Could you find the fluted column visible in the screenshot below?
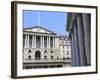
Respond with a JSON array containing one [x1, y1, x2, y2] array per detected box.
[[77, 14, 87, 66], [25, 34, 27, 48], [34, 35, 36, 48], [27, 34, 29, 48], [74, 22, 80, 66], [32, 35, 34, 48], [71, 32, 76, 66], [82, 14, 91, 65], [53, 37, 55, 48]]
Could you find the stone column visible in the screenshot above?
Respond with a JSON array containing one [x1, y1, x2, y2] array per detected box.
[[53, 37, 55, 48], [47, 36, 49, 48], [82, 14, 91, 65], [25, 34, 27, 48], [73, 21, 80, 66], [34, 35, 36, 48], [71, 32, 76, 66], [32, 35, 34, 48], [77, 14, 87, 66]]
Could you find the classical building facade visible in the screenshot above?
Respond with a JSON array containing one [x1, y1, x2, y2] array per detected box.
[[23, 26, 71, 69], [67, 13, 91, 66]]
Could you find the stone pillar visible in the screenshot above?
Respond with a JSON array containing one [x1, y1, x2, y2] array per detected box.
[[27, 34, 29, 48], [71, 32, 76, 66], [25, 34, 27, 48], [82, 14, 91, 65], [47, 36, 49, 48], [73, 21, 80, 66], [77, 14, 87, 66], [34, 35, 36, 48], [53, 37, 55, 48]]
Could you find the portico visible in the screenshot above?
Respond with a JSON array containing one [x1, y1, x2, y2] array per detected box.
[[23, 34, 55, 49]]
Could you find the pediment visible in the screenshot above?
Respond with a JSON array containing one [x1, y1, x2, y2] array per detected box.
[[24, 26, 56, 35]]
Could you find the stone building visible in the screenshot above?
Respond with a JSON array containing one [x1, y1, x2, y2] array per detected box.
[[66, 13, 91, 66], [23, 26, 71, 69]]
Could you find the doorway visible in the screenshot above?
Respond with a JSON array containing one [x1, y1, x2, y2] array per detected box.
[[35, 50, 41, 59]]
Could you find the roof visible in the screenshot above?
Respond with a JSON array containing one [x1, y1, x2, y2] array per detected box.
[[24, 26, 57, 35]]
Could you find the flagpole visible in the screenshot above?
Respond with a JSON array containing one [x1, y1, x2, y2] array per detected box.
[[38, 11, 40, 26]]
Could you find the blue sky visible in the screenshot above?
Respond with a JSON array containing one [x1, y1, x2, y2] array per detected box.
[[23, 10, 69, 36]]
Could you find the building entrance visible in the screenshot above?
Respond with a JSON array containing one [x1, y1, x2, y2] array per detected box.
[[35, 50, 41, 59]]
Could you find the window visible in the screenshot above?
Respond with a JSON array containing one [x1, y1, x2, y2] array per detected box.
[[67, 51, 69, 55], [28, 55, 31, 60], [44, 50, 47, 53], [51, 56, 53, 59], [51, 50, 53, 53], [28, 50, 31, 53]]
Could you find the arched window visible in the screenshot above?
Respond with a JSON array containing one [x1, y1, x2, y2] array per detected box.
[[44, 50, 47, 53], [35, 50, 41, 59], [51, 56, 53, 59], [28, 50, 31, 53], [51, 50, 53, 53], [28, 55, 31, 60]]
